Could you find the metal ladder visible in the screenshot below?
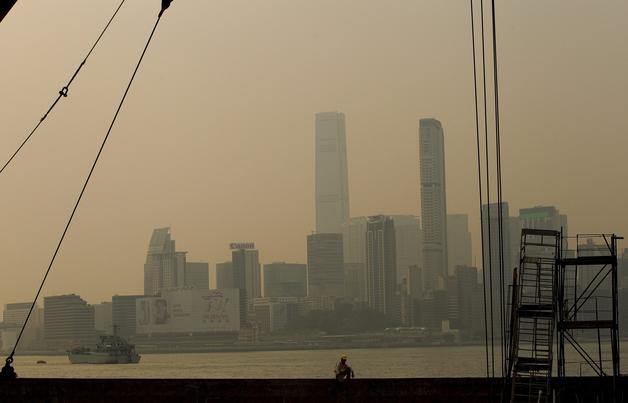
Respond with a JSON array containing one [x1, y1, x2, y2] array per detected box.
[[509, 229, 560, 403]]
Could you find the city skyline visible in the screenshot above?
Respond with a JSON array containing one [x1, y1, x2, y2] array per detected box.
[[0, 1, 626, 312]]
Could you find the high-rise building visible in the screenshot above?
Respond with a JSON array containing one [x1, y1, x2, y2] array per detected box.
[[1, 302, 43, 351], [453, 265, 479, 332], [231, 243, 261, 325], [365, 215, 397, 317], [481, 202, 513, 334], [342, 217, 368, 265], [447, 214, 472, 275], [143, 228, 186, 296], [263, 262, 307, 298], [419, 118, 448, 290], [315, 112, 350, 234], [341, 217, 368, 301], [2, 302, 32, 326], [342, 216, 420, 298], [391, 215, 422, 283], [344, 263, 366, 301], [216, 261, 233, 289], [184, 262, 209, 289], [112, 295, 143, 338], [408, 265, 423, 299], [519, 205, 567, 234], [307, 233, 345, 297], [93, 302, 112, 334], [43, 294, 95, 349], [519, 205, 568, 252]]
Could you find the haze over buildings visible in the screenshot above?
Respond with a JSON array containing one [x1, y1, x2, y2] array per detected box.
[[0, 2, 627, 341]]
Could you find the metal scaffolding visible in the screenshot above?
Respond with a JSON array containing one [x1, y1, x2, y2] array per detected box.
[[557, 234, 622, 380], [508, 229, 561, 403]]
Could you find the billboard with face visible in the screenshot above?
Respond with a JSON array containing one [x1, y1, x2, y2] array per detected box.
[[136, 288, 240, 334]]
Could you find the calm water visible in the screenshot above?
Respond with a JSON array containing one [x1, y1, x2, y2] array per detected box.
[[13, 346, 486, 378], [11, 343, 627, 378]]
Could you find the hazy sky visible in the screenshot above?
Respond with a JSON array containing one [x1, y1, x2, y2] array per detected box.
[[0, 1, 626, 310]]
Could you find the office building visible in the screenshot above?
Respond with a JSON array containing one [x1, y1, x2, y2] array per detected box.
[[112, 295, 143, 338], [453, 265, 479, 332], [307, 233, 345, 297], [342, 217, 368, 265], [315, 112, 350, 233], [341, 217, 368, 301], [263, 262, 307, 298], [519, 205, 568, 234], [365, 215, 397, 317], [216, 261, 233, 289], [253, 302, 288, 334], [447, 214, 472, 275], [344, 262, 366, 301], [419, 118, 448, 290], [481, 202, 513, 335], [2, 302, 32, 326], [143, 227, 186, 296], [391, 215, 422, 283], [231, 243, 261, 325], [408, 265, 423, 299], [184, 262, 209, 289], [93, 302, 112, 334], [1, 302, 43, 351], [43, 294, 95, 349]]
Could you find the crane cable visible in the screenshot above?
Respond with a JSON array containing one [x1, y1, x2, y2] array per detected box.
[[471, 0, 507, 379], [0, 0, 126, 177], [489, 0, 508, 379], [1, 2, 172, 379], [479, 0, 497, 378], [469, 0, 490, 379]]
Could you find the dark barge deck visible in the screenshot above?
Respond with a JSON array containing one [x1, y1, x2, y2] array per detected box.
[[0, 377, 626, 402]]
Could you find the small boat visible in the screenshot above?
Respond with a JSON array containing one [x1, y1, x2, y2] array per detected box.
[[68, 334, 140, 364]]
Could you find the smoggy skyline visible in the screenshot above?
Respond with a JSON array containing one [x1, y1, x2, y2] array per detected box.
[[0, 1, 627, 309]]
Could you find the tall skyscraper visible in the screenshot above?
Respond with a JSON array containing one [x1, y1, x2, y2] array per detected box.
[[143, 228, 186, 296], [307, 233, 345, 297], [231, 243, 261, 325], [315, 112, 350, 234], [342, 217, 368, 301], [419, 118, 448, 290], [390, 215, 422, 283], [481, 202, 513, 334], [263, 262, 307, 298], [341, 217, 368, 266], [365, 215, 397, 317], [216, 261, 233, 289], [453, 265, 480, 332], [184, 262, 209, 289], [447, 214, 472, 275]]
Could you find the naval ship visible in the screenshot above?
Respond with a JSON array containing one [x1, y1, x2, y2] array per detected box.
[[68, 333, 141, 364]]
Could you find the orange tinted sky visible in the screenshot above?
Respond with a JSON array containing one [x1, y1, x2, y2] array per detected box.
[[0, 1, 626, 309]]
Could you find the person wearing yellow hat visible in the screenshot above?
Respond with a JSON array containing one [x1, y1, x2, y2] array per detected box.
[[334, 354, 354, 381]]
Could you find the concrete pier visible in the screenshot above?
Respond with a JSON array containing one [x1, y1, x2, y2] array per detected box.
[[0, 377, 624, 402]]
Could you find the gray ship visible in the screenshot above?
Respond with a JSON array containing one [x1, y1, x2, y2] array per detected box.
[[68, 334, 141, 364]]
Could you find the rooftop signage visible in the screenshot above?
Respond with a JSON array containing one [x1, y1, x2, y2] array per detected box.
[[229, 242, 255, 250]]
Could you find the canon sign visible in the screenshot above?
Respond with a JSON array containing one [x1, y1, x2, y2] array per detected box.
[[229, 242, 255, 250]]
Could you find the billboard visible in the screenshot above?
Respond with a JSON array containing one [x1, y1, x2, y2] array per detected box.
[[136, 288, 240, 334]]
